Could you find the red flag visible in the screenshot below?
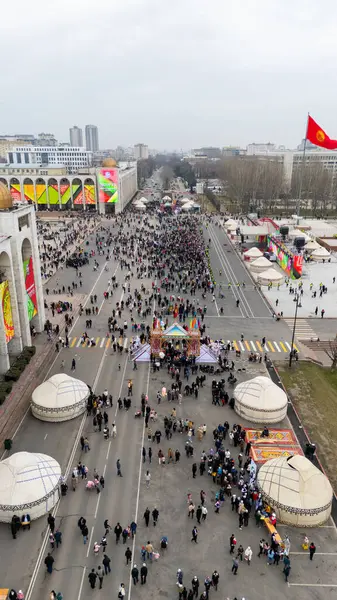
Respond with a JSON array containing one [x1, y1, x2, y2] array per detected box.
[[306, 116, 337, 150]]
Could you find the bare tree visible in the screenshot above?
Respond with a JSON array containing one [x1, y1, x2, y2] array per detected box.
[[160, 166, 174, 190], [325, 338, 337, 370]]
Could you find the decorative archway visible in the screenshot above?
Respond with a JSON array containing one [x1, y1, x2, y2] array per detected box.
[[84, 178, 96, 210], [48, 178, 59, 210], [72, 177, 84, 210], [0, 251, 16, 350], [60, 177, 71, 209], [9, 177, 21, 202], [0, 178, 8, 187], [35, 177, 47, 210], [23, 177, 34, 203]]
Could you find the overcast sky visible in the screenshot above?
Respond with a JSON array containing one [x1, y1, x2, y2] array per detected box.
[[1, 0, 337, 150]]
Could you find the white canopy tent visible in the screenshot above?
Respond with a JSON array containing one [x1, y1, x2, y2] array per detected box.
[[304, 240, 321, 252], [289, 229, 310, 241], [224, 218, 237, 226], [139, 196, 149, 204], [234, 376, 287, 423], [180, 197, 191, 204], [250, 256, 273, 272], [227, 223, 238, 231], [31, 374, 89, 422], [243, 247, 263, 259], [181, 202, 195, 212], [162, 195, 171, 201], [257, 268, 284, 286], [257, 455, 333, 527], [310, 247, 331, 261], [0, 452, 61, 522]]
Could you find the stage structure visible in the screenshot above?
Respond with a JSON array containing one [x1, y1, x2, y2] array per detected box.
[[150, 322, 201, 358]]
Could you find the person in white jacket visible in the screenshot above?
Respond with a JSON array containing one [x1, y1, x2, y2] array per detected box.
[[244, 546, 253, 565], [112, 423, 117, 438]]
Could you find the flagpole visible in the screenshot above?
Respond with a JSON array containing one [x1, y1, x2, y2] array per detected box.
[[296, 112, 309, 219]]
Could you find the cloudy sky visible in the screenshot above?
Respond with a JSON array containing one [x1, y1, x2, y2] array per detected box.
[[1, 0, 337, 150]]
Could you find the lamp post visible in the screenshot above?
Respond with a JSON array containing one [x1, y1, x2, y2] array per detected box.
[[289, 293, 301, 367]]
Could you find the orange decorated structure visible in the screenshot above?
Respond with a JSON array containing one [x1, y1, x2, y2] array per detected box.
[[150, 322, 201, 358]]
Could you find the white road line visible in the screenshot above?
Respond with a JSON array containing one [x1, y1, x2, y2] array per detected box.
[[273, 341, 281, 352], [77, 567, 86, 600], [288, 583, 337, 588], [285, 341, 291, 351], [103, 463, 107, 477], [100, 339, 105, 348], [86, 526, 94, 558], [123, 337, 128, 349], [76, 339, 82, 348], [106, 441, 111, 461], [239, 341, 245, 351], [290, 552, 337, 555], [44, 433, 48, 440], [250, 341, 256, 351], [94, 494, 101, 519]]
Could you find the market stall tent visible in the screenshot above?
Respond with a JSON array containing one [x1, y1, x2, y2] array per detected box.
[[243, 247, 263, 259], [257, 455, 333, 526], [310, 247, 331, 261], [0, 452, 61, 522], [31, 374, 89, 422], [250, 256, 273, 272], [234, 376, 287, 423], [257, 268, 284, 286]]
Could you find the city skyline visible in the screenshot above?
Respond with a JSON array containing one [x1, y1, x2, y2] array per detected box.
[[1, 0, 337, 149]]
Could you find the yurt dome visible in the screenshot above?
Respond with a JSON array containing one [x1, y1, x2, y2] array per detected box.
[[257, 268, 284, 286], [289, 229, 310, 241], [31, 374, 89, 422], [227, 223, 238, 231], [180, 197, 191, 204], [311, 247, 331, 261], [225, 218, 237, 226], [234, 376, 287, 423], [304, 240, 321, 252], [243, 247, 263, 259], [257, 455, 333, 527], [250, 256, 272, 272], [0, 452, 61, 522]]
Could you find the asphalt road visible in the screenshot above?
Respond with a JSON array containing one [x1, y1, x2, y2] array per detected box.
[[0, 192, 335, 600]]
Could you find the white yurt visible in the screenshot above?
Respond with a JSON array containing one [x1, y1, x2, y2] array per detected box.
[[162, 195, 171, 201], [182, 202, 194, 211], [310, 247, 331, 261], [250, 256, 273, 272], [257, 268, 284, 286], [31, 374, 89, 422], [257, 455, 333, 527], [289, 229, 310, 241], [234, 376, 287, 423], [227, 223, 238, 231], [134, 203, 146, 211], [0, 452, 61, 522], [243, 247, 263, 260], [225, 218, 237, 226], [139, 196, 149, 204], [304, 240, 321, 253], [180, 197, 191, 204]]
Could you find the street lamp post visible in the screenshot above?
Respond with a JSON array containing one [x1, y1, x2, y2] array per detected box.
[[289, 293, 300, 367]]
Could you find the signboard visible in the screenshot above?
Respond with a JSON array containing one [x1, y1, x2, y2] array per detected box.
[[98, 168, 118, 203], [0, 281, 14, 343], [23, 257, 38, 320]]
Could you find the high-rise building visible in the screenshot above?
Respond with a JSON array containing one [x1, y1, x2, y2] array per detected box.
[[85, 125, 99, 152], [134, 143, 149, 160], [69, 126, 83, 147]]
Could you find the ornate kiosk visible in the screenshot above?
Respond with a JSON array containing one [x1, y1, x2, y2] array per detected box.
[[150, 322, 200, 358]]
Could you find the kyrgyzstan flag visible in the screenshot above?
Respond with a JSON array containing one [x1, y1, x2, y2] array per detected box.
[[306, 116, 337, 150]]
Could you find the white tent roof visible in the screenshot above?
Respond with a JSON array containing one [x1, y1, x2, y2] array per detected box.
[[0, 452, 61, 512], [234, 376, 287, 412], [257, 268, 284, 283], [162, 195, 171, 200], [182, 203, 193, 211], [180, 197, 191, 203], [225, 218, 237, 226], [195, 344, 219, 364], [304, 240, 320, 250], [250, 256, 272, 269], [32, 374, 89, 410], [311, 247, 331, 258], [243, 247, 263, 258], [289, 229, 310, 241], [257, 455, 333, 514], [139, 196, 148, 202], [227, 223, 238, 231]]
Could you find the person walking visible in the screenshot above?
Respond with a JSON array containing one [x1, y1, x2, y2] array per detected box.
[[125, 547, 132, 565], [152, 507, 159, 526], [114, 522, 122, 544], [196, 505, 202, 524], [191, 526, 198, 543], [229, 534, 236, 554], [131, 564, 139, 585], [44, 553, 54, 574], [211, 570, 219, 591], [47, 513, 55, 533], [309, 542, 316, 560], [244, 546, 252, 565], [191, 576, 199, 597], [88, 569, 97, 589], [118, 583, 126, 599], [130, 521, 137, 538], [142, 447, 146, 463], [140, 563, 148, 584], [54, 530, 62, 548], [82, 524, 89, 544], [192, 463, 197, 478], [116, 459, 122, 477], [231, 558, 238, 575], [201, 505, 208, 521], [148, 447, 152, 463], [143, 507, 150, 526], [145, 471, 151, 488], [96, 566, 104, 589], [283, 563, 291, 582], [102, 554, 111, 574], [71, 358, 76, 371]]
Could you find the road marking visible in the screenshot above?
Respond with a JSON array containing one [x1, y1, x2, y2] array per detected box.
[[256, 340, 263, 352], [267, 341, 275, 352], [94, 493, 101, 519], [285, 341, 291, 351], [106, 441, 111, 461], [290, 552, 337, 555], [280, 342, 287, 352], [106, 339, 111, 349], [288, 583, 337, 588], [76, 339, 81, 348], [245, 340, 250, 351], [103, 463, 107, 477], [77, 567, 86, 600], [71, 338, 77, 347], [44, 433, 48, 440], [100, 338, 105, 348], [250, 341, 256, 351], [86, 526, 94, 558], [95, 337, 100, 346]]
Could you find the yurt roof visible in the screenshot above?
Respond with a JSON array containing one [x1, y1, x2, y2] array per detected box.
[[234, 376, 287, 412], [180, 197, 191, 203], [162, 195, 171, 200], [289, 229, 310, 240], [225, 218, 237, 226], [257, 455, 333, 514], [305, 240, 320, 250], [139, 196, 149, 203], [257, 268, 284, 282], [227, 223, 238, 231], [250, 256, 272, 268], [0, 452, 61, 510], [311, 247, 331, 257], [243, 247, 263, 258], [32, 374, 89, 410]]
